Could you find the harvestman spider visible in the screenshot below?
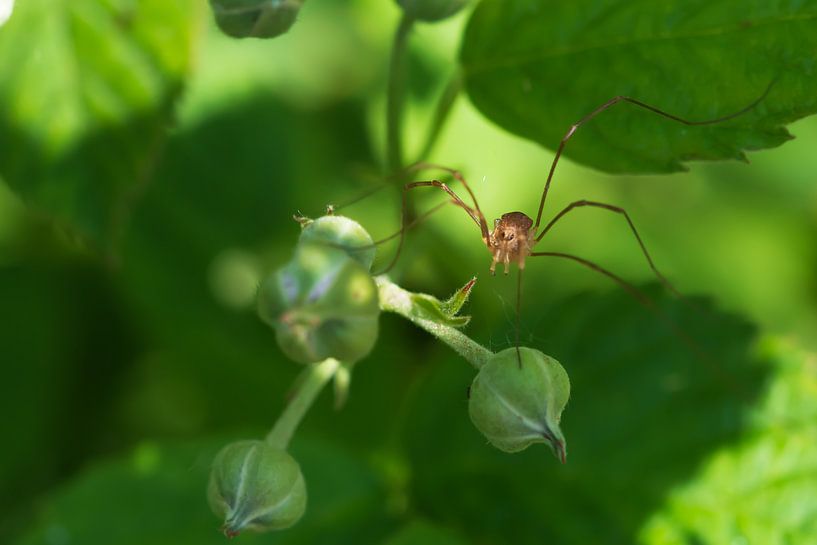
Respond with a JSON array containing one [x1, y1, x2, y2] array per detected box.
[[346, 83, 773, 362]]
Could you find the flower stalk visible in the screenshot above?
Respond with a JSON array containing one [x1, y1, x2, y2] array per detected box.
[[266, 358, 341, 450]]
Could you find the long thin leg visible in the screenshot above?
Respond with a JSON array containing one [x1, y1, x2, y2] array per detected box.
[[533, 80, 776, 230], [407, 162, 491, 243], [515, 267, 523, 367], [529, 251, 740, 392], [535, 199, 683, 300], [376, 179, 487, 274], [531, 251, 654, 308]]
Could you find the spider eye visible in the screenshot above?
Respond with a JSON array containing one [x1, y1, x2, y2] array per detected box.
[[506, 232, 514, 241]]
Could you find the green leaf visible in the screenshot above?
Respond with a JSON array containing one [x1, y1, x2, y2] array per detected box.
[[0, 261, 139, 540], [400, 286, 780, 544], [461, 0, 817, 174], [382, 520, 470, 545], [409, 277, 476, 328], [640, 338, 817, 545], [0, 0, 201, 253], [14, 436, 390, 545]]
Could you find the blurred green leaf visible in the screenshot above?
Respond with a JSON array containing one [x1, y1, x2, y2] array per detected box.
[[0, 260, 139, 540], [14, 435, 391, 545], [640, 338, 817, 545], [461, 0, 817, 173], [381, 519, 470, 545], [400, 286, 774, 544], [0, 0, 201, 253]]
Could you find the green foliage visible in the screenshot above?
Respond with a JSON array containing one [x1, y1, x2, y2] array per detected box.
[[13, 437, 389, 545], [462, 0, 817, 173], [396, 0, 470, 23], [402, 288, 778, 545], [0, 0, 200, 253], [409, 277, 475, 328], [2, 1, 817, 544], [382, 520, 469, 545], [11, 288, 816, 544], [640, 339, 817, 545]]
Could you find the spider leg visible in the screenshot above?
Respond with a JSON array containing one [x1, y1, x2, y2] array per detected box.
[[533, 80, 776, 229], [529, 251, 739, 393], [407, 162, 491, 243], [535, 199, 684, 301], [375, 179, 489, 275]]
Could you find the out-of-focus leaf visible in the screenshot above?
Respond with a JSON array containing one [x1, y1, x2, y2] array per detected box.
[[0, 261, 139, 540], [400, 286, 773, 545], [115, 94, 379, 436], [382, 519, 470, 545], [0, 0, 201, 253], [461, 0, 817, 173], [15, 435, 391, 545], [640, 338, 817, 545]]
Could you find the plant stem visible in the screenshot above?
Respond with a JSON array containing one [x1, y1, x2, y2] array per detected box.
[[266, 358, 340, 449], [376, 276, 492, 369], [416, 71, 462, 163], [386, 14, 415, 174]]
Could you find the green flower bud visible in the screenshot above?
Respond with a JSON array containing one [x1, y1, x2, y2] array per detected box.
[[258, 243, 380, 364], [208, 440, 307, 536], [209, 0, 302, 39], [468, 347, 570, 462], [396, 0, 469, 22], [298, 215, 376, 271]]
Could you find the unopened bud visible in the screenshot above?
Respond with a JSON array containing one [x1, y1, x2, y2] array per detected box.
[[468, 347, 570, 462], [209, 0, 302, 39], [298, 215, 376, 271], [208, 440, 307, 536], [258, 243, 380, 364]]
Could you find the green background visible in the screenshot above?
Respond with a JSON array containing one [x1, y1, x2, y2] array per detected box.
[[1, 1, 816, 544]]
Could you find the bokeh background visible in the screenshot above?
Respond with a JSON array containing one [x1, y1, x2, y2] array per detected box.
[[1, 1, 816, 544]]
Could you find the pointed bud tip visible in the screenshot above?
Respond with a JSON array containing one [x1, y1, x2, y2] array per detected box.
[[468, 347, 570, 459], [460, 277, 477, 295], [208, 441, 307, 535]]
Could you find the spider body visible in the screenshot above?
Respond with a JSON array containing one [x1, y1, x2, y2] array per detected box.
[[363, 82, 772, 361], [488, 211, 535, 275]]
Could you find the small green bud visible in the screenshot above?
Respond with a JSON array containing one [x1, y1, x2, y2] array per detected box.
[[396, 0, 469, 22], [209, 0, 302, 39], [258, 243, 380, 364], [298, 215, 376, 271], [468, 347, 570, 462], [208, 440, 307, 536]]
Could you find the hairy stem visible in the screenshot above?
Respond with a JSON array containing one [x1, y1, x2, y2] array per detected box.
[[266, 358, 340, 449], [386, 14, 415, 174], [376, 276, 492, 369]]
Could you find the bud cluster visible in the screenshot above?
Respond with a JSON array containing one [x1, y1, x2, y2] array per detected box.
[[209, 216, 573, 538], [257, 215, 381, 365]]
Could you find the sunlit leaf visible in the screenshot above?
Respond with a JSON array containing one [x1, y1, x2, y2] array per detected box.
[[401, 286, 775, 545], [640, 338, 817, 545], [0, 0, 201, 253], [461, 0, 817, 173]]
